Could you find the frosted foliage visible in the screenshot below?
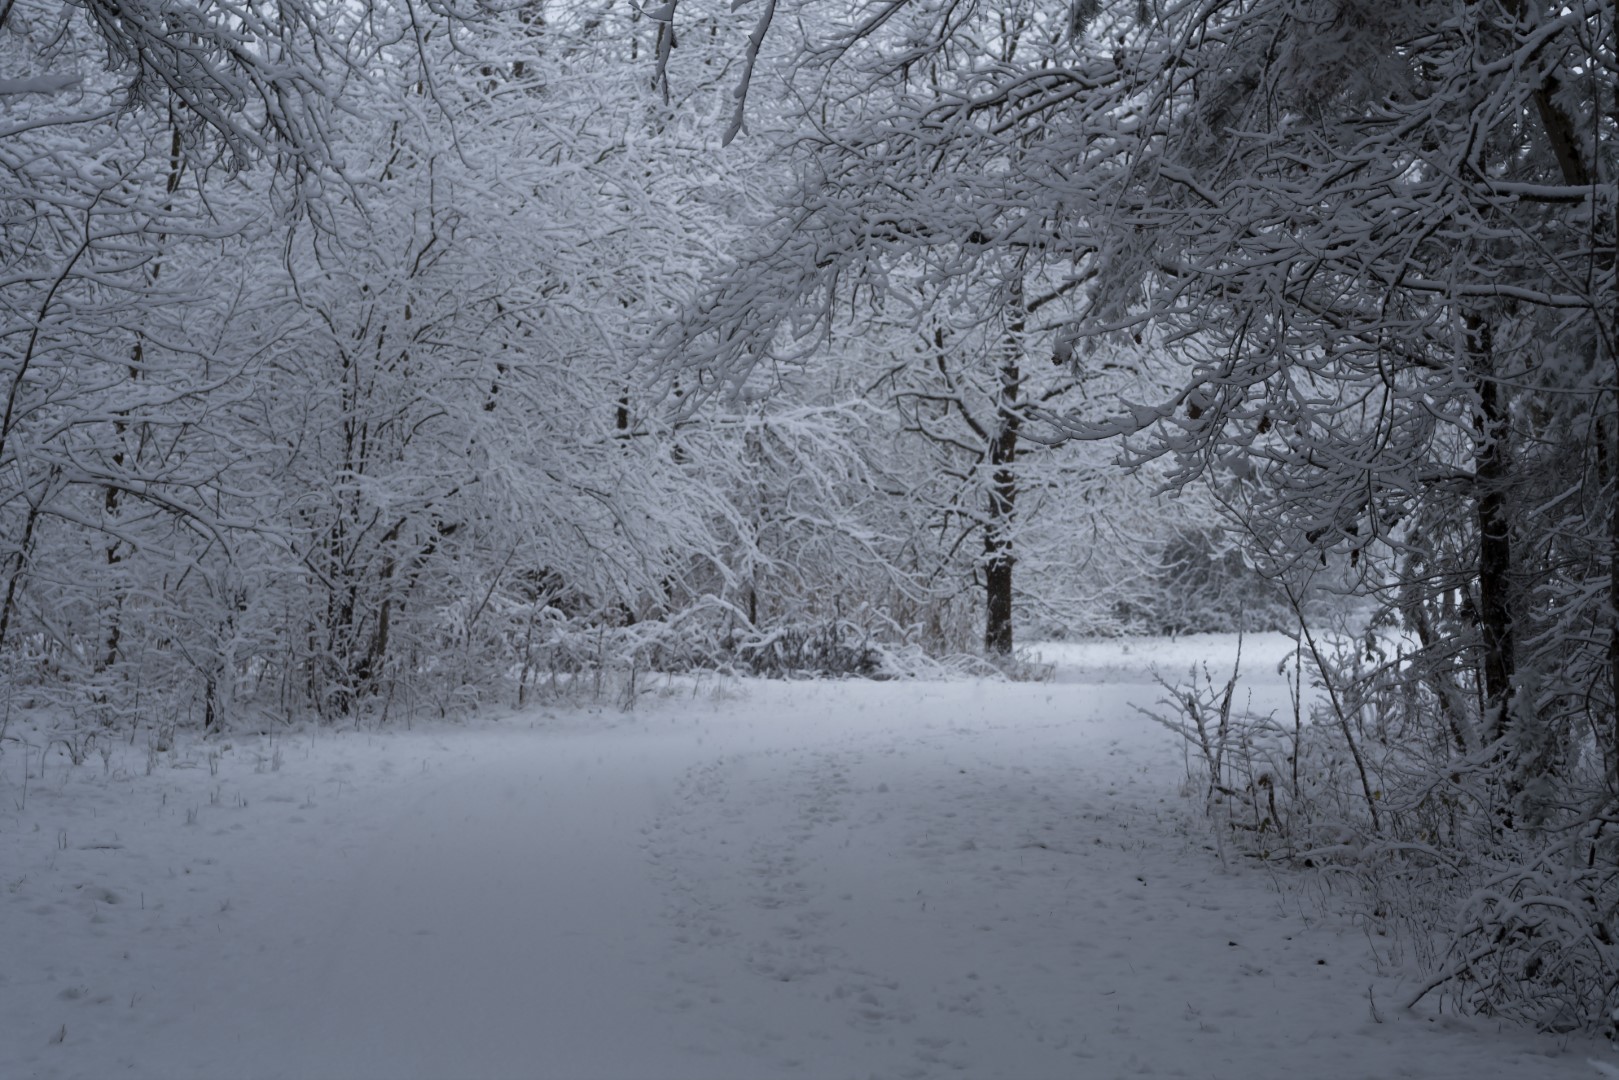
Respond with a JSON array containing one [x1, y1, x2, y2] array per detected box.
[[0, 0, 811, 720], [0, 0, 1010, 729], [656, 0, 1618, 1034]]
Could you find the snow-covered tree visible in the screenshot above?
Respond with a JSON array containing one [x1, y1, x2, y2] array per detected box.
[[658, 0, 1160, 655], [662, 0, 1619, 1029]]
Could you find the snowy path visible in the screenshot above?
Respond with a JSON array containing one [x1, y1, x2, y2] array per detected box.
[[275, 729, 707, 1080], [2, 637, 1611, 1078]]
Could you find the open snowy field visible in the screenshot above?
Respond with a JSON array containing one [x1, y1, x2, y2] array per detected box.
[[2, 634, 1613, 1079]]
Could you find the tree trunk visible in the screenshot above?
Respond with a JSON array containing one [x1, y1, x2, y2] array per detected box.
[[983, 511, 1014, 655], [983, 420, 1017, 655], [984, 299, 1023, 657], [1611, 224, 1619, 776], [1468, 315, 1516, 740]]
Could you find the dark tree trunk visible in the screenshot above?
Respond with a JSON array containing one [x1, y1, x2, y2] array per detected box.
[[983, 516, 1014, 655], [0, 497, 42, 659], [983, 416, 1017, 656], [984, 302, 1023, 657], [1611, 237, 1619, 774], [1468, 315, 1516, 740]]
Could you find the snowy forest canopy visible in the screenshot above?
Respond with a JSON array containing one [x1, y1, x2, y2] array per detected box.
[[1, 0, 1617, 1035], [0, 0, 1301, 723]]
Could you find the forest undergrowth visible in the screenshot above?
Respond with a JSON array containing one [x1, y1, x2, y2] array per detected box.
[[1153, 625, 1619, 1036]]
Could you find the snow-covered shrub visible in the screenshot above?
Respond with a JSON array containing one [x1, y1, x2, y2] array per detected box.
[[1156, 624, 1619, 1034], [732, 621, 883, 679], [1140, 636, 1308, 849], [1429, 845, 1619, 1034], [1159, 529, 1290, 634], [1110, 527, 1293, 636]]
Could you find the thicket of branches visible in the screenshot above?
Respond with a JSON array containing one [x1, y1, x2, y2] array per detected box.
[[0, 0, 1148, 742], [660, 0, 1618, 1033], [2, 0, 1236, 737]]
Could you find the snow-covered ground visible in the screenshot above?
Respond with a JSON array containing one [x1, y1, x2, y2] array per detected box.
[[2, 634, 1612, 1079]]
